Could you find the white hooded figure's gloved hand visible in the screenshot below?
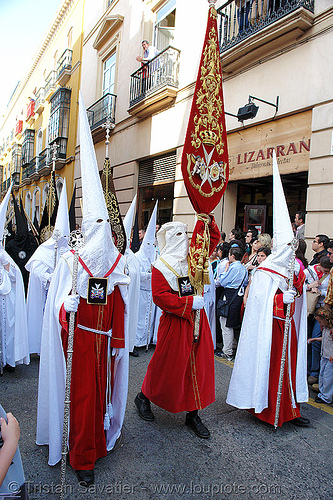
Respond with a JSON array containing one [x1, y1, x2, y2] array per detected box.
[[282, 290, 297, 304], [63, 294, 80, 313], [192, 296, 205, 310]]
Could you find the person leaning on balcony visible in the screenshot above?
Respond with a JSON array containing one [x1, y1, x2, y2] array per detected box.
[[136, 40, 158, 64]]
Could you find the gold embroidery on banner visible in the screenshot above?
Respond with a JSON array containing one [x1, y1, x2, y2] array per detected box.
[[186, 21, 228, 198], [188, 214, 211, 294]]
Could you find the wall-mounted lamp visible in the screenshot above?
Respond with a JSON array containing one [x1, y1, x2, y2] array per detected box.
[[225, 95, 279, 123]]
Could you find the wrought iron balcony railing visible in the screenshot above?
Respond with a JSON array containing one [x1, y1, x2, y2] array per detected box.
[[21, 158, 36, 181], [217, 0, 314, 52], [36, 148, 51, 171], [129, 46, 180, 108], [87, 93, 116, 131], [57, 49, 73, 80], [45, 70, 57, 96]]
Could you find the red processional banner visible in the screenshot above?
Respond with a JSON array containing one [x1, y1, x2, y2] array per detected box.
[[181, 4, 229, 293], [181, 3, 229, 215]]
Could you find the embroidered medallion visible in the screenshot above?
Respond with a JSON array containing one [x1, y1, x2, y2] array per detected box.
[[87, 277, 108, 305], [178, 276, 195, 297]]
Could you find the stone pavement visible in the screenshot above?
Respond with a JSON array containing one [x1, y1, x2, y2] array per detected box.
[[1, 349, 332, 500]]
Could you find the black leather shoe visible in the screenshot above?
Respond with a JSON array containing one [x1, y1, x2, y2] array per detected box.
[[134, 393, 154, 421], [76, 469, 94, 486], [4, 364, 15, 373], [129, 347, 139, 357], [185, 413, 210, 438], [315, 396, 330, 405], [290, 417, 310, 427]]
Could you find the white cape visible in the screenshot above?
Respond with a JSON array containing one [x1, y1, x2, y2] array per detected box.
[[226, 268, 308, 413], [36, 251, 129, 466]]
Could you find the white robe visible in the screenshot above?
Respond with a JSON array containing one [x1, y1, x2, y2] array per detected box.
[[226, 267, 308, 413], [204, 263, 216, 349], [124, 249, 140, 353], [0, 253, 29, 368], [36, 251, 129, 466]]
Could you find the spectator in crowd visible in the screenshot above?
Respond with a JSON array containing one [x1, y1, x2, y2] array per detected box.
[[308, 307, 333, 405], [138, 226, 146, 247], [326, 240, 333, 262], [218, 231, 230, 260], [215, 247, 247, 361], [243, 246, 271, 307], [310, 234, 330, 265], [0, 412, 20, 486], [244, 236, 261, 271], [294, 211, 306, 240], [229, 228, 242, 242], [296, 238, 308, 271], [258, 232, 272, 249], [244, 228, 258, 254], [305, 255, 332, 386]]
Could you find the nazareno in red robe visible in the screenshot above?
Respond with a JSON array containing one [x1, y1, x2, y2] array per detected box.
[[249, 268, 306, 426], [142, 221, 220, 414], [60, 286, 125, 471]]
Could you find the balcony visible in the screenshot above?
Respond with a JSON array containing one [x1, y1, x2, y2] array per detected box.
[[217, 0, 314, 73], [11, 173, 20, 187], [56, 48, 73, 86], [87, 93, 116, 143], [36, 148, 52, 176], [128, 46, 180, 118], [21, 158, 37, 185], [45, 70, 57, 101], [35, 87, 45, 114]]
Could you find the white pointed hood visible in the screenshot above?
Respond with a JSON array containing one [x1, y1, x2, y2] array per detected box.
[[136, 201, 158, 269], [76, 92, 129, 296], [123, 195, 137, 254], [0, 183, 13, 243], [153, 221, 189, 292], [256, 150, 294, 289]]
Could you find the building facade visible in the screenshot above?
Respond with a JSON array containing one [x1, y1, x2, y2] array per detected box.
[[0, 0, 84, 228], [1, 0, 332, 256]]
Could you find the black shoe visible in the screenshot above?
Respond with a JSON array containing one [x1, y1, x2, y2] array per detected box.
[[290, 417, 310, 427], [134, 392, 154, 421], [315, 396, 330, 405], [129, 347, 139, 357], [4, 364, 15, 373], [76, 469, 94, 487], [185, 413, 210, 439]]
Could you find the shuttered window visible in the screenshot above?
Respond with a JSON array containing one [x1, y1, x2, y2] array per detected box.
[[138, 150, 176, 186]]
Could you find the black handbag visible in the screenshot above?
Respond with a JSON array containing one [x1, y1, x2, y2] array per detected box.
[[217, 274, 246, 318]]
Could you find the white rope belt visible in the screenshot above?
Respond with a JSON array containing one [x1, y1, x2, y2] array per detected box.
[[77, 323, 112, 337]]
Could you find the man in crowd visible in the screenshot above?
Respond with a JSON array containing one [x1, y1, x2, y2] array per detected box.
[[215, 247, 247, 361], [310, 234, 330, 265], [294, 211, 305, 240]]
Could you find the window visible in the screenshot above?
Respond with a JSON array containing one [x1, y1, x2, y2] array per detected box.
[[32, 187, 41, 223], [21, 129, 35, 167], [103, 52, 116, 96], [67, 27, 73, 50], [154, 0, 176, 51], [25, 191, 32, 220], [42, 183, 49, 208], [36, 129, 43, 157], [49, 87, 71, 158]]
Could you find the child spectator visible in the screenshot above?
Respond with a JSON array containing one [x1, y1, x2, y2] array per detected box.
[[308, 307, 333, 405]]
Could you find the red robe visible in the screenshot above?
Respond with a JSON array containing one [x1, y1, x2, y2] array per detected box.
[[249, 269, 305, 426], [60, 286, 125, 470], [142, 220, 220, 413]]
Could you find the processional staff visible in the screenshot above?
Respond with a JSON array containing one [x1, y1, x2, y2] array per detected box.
[[59, 229, 85, 500], [274, 237, 299, 429]]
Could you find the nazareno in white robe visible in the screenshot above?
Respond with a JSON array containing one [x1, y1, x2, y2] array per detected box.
[[36, 250, 129, 466], [0, 249, 29, 368]]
